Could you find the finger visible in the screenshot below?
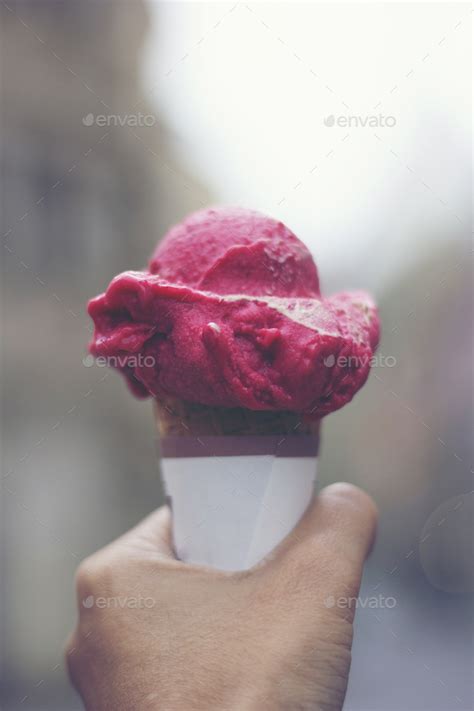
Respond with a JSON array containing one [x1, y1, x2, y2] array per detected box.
[[112, 505, 175, 560], [74, 506, 174, 616], [299, 482, 377, 562], [268, 482, 378, 591]]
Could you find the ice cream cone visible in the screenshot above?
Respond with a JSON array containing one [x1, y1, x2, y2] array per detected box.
[[155, 397, 320, 571], [88, 207, 379, 571]]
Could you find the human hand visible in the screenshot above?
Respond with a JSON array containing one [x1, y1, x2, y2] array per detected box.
[[66, 483, 377, 711]]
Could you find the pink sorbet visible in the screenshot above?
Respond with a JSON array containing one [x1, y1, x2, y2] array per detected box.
[[88, 207, 380, 417]]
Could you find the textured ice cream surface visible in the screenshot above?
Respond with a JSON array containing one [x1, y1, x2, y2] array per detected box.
[[88, 207, 380, 418], [149, 207, 320, 298]]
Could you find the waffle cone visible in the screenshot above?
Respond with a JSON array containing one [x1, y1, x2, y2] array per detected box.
[[154, 397, 320, 438]]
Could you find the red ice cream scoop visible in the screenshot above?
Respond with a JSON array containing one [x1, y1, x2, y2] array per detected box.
[[88, 207, 380, 418]]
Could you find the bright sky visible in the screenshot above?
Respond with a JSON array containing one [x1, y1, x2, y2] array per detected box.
[[142, 1, 471, 294]]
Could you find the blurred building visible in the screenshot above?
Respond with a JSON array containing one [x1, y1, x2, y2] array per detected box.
[[1, 0, 208, 287], [1, 2, 209, 708]]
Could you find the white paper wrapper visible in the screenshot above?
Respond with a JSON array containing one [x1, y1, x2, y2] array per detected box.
[[160, 435, 318, 571]]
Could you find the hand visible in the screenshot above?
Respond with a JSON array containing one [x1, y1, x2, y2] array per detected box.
[[66, 483, 377, 711]]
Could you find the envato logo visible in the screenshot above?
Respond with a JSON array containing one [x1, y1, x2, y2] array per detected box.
[[82, 112, 156, 128], [324, 594, 397, 610], [323, 114, 396, 128], [323, 353, 397, 369], [82, 354, 156, 368], [82, 595, 156, 610]]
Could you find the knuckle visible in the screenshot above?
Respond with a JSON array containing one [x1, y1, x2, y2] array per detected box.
[[75, 556, 100, 599], [291, 528, 365, 594], [75, 551, 117, 605], [64, 631, 82, 686], [64, 631, 77, 662]]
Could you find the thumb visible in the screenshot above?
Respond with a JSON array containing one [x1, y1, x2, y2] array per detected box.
[[112, 505, 175, 560], [265, 483, 378, 599]]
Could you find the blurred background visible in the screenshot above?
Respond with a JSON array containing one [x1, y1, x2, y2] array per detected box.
[[1, 1, 472, 709]]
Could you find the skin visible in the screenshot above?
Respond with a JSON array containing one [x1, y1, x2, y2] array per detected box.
[[66, 483, 377, 711]]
